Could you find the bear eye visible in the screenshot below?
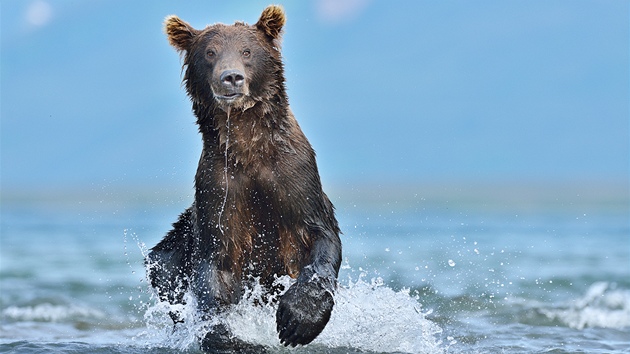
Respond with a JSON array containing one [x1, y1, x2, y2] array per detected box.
[[206, 50, 215, 57], [242, 49, 251, 58]]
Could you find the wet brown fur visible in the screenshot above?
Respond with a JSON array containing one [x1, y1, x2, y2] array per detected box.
[[148, 6, 341, 347]]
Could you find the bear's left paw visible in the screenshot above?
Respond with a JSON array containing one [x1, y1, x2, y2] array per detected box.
[[201, 324, 268, 353], [276, 280, 334, 347]]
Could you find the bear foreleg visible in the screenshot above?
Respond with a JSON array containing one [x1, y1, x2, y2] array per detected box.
[[276, 225, 342, 347]]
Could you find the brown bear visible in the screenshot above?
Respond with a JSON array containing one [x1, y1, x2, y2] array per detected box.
[[146, 5, 342, 351]]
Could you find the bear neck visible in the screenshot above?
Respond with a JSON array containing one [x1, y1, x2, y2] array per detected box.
[[191, 89, 300, 280], [194, 89, 290, 169]]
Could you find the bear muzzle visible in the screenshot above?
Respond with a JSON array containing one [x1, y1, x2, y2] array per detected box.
[[212, 69, 251, 108], [220, 69, 245, 89]]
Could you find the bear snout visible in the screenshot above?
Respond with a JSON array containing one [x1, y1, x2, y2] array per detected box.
[[212, 69, 249, 106], [220, 69, 245, 89]]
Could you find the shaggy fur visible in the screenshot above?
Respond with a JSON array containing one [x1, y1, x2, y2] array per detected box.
[[147, 5, 342, 349]]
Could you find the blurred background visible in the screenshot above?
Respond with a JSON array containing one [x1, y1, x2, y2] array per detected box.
[[1, 0, 628, 209], [1, 2, 629, 351]]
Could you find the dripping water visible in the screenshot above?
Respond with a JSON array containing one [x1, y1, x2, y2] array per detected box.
[[217, 105, 231, 235]]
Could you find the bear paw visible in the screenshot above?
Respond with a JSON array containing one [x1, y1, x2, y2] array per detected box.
[[201, 324, 268, 353], [276, 280, 334, 347]]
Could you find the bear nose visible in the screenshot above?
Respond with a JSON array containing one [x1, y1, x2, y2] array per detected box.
[[220, 70, 245, 88]]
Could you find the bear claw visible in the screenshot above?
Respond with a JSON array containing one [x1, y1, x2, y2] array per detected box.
[[276, 281, 334, 347]]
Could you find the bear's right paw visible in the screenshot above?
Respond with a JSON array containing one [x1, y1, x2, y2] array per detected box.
[[275, 280, 334, 347]]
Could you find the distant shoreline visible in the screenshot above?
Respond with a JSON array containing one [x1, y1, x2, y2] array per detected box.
[[2, 180, 628, 213]]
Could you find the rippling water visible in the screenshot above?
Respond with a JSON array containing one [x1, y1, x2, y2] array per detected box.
[[1, 188, 628, 353]]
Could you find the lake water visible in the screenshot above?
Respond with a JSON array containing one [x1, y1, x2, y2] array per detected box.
[[1, 186, 629, 353]]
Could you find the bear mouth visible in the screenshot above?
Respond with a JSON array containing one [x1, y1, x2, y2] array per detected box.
[[215, 93, 244, 102]]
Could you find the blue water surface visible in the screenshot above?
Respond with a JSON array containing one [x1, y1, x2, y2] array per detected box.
[[1, 188, 629, 353]]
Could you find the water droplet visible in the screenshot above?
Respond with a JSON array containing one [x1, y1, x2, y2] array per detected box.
[[448, 259, 456, 267]]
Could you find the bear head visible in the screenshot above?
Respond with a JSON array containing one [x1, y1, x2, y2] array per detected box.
[[165, 5, 286, 112]]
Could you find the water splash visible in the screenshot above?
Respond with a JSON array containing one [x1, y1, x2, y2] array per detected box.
[[140, 292, 217, 351], [318, 275, 445, 353], [539, 282, 630, 330], [139, 273, 446, 353]]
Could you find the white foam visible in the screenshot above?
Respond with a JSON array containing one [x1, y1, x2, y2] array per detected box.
[[2, 303, 105, 322], [140, 274, 446, 353], [317, 275, 445, 353], [140, 292, 217, 351], [541, 282, 630, 330]]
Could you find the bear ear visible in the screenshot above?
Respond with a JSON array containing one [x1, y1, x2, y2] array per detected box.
[[255, 5, 286, 40], [164, 15, 199, 52]]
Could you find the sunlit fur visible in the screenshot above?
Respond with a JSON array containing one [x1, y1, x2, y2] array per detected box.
[[148, 5, 342, 349]]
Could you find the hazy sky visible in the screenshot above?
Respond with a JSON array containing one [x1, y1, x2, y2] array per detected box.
[[1, 0, 628, 195]]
